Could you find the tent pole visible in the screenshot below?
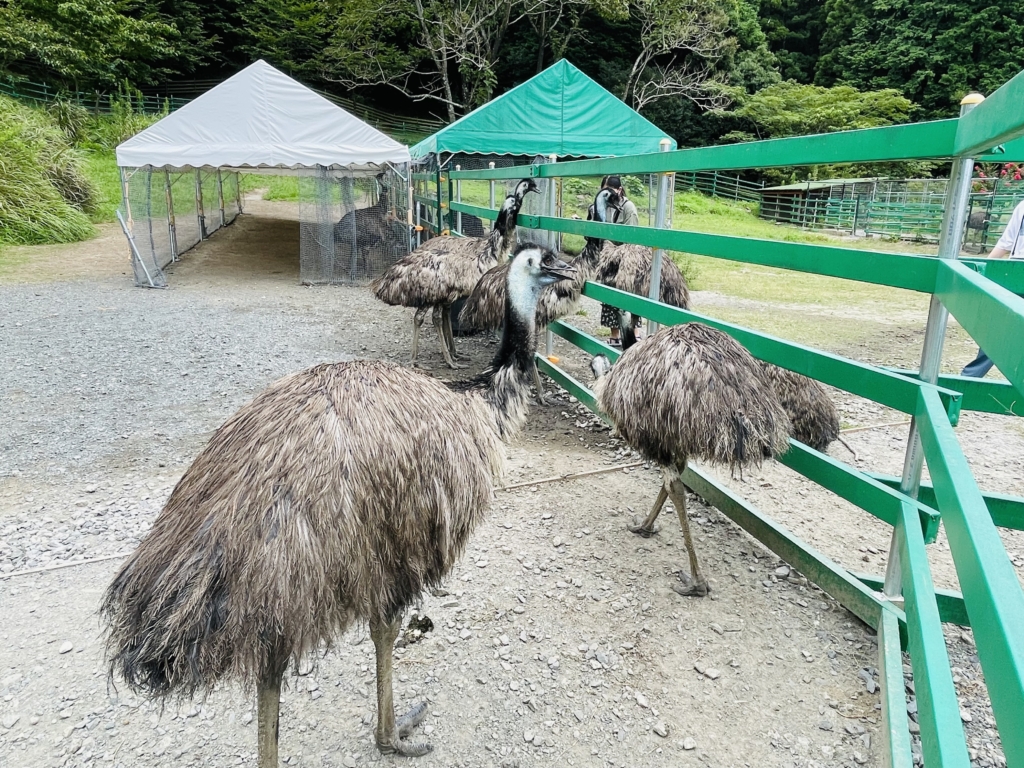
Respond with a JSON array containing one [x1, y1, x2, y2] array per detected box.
[[488, 162, 495, 213], [236, 171, 243, 214], [165, 170, 178, 261], [407, 171, 415, 251], [194, 168, 206, 239], [217, 169, 225, 228], [545, 154, 558, 358], [346, 176, 358, 281], [647, 139, 673, 335], [455, 165, 462, 234]]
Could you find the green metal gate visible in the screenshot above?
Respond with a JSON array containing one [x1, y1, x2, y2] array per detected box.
[[447, 74, 1024, 768]]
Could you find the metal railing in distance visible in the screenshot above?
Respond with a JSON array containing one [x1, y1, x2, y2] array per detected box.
[[450, 71, 1024, 768]]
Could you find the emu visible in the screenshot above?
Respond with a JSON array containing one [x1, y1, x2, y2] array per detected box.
[[591, 323, 790, 596], [101, 245, 575, 766], [371, 179, 537, 369], [459, 187, 622, 402]]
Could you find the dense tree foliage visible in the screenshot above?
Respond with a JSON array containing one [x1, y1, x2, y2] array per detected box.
[[1, 0, 1022, 144], [814, 0, 1024, 118]]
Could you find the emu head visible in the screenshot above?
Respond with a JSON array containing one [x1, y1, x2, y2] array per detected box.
[[589, 187, 622, 224], [506, 244, 574, 316], [495, 179, 539, 233]]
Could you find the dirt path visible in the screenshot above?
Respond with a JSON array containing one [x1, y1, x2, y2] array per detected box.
[[1, 207, 1017, 768]]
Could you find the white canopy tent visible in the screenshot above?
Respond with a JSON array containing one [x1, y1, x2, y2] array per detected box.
[[116, 60, 412, 287]]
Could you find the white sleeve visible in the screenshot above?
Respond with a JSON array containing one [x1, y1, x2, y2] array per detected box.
[[995, 201, 1024, 257]]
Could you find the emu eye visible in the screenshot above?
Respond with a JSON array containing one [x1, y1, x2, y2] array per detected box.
[[542, 254, 553, 264]]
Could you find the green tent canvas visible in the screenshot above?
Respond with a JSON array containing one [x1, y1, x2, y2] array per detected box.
[[410, 60, 675, 160]]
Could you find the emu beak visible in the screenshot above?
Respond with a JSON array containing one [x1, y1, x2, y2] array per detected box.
[[542, 256, 576, 281]]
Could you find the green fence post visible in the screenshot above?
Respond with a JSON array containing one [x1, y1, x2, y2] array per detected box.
[[883, 92, 985, 593]]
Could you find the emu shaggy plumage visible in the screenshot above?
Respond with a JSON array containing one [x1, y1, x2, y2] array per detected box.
[[592, 322, 789, 596], [371, 179, 536, 369], [758, 362, 840, 452], [596, 243, 691, 310], [102, 245, 574, 766], [459, 188, 621, 332]]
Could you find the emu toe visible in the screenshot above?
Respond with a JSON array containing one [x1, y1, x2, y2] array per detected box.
[[627, 517, 659, 538], [671, 572, 710, 598], [377, 737, 433, 757], [397, 702, 429, 739]]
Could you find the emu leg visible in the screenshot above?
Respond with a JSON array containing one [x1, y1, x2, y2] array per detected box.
[[433, 306, 466, 369], [666, 466, 709, 597], [256, 668, 283, 768], [441, 303, 463, 361], [371, 616, 432, 756], [410, 307, 428, 368], [628, 484, 668, 538], [532, 361, 548, 405]]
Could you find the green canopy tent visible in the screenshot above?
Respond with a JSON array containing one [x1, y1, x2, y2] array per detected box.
[[409, 60, 674, 243], [410, 59, 675, 162]]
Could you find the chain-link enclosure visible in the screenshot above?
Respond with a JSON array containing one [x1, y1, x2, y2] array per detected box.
[[297, 165, 411, 285], [118, 167, 243, 287]]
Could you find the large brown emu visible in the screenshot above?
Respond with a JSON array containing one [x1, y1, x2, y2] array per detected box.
[[459, 187, 621, 402], [101, 245, 575, 765], [591, 323, 790, 596], [371, 179, 538, 369], [597, 243, 691, 347], [758, 361, 856, 456]]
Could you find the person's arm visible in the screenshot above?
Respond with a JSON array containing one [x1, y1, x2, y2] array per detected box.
[[989, 200, 1024, 259], [988, 246, 1010, 259]]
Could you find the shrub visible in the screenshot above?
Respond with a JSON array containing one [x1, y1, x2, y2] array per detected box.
[[0, 95, 96, 245]]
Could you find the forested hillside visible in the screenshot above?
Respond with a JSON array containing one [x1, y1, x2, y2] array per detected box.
[[1, 0, 1022, 147]]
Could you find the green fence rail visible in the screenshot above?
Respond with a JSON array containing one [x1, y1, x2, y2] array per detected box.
[[449, 71, 1024, 768], [0, 76, 189, 114]]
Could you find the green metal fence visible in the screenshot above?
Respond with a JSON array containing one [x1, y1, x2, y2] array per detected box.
[[448, 75, 1024, 768], [0, 76, 189, 114]]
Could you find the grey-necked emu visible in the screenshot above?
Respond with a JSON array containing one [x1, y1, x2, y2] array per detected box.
[[459, 186, 621, 402], [591, 323, 790, 596], [371, 179, 537, 369], [101, 245, 575, 765]]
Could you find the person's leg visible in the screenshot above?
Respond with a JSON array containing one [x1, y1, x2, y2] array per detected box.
[[601, 304, 621, 345], [961, 348, 994, 378]]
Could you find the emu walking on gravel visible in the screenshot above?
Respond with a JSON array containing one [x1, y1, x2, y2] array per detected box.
[[459, 187, 622, 401], [371, 179, 537, 369], [591, 323, 790, 596], [101, 245, 576, 765]]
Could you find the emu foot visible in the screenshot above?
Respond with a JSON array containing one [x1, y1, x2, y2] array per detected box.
[[445, 361, 469, 370], [671, 572, 709, 598], [377, 703, 432, 757], [397, 702, 429, 739], [627, 516, 659, 538]]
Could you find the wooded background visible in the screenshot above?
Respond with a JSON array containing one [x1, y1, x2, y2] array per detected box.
[[1, 0, 1022, 148]]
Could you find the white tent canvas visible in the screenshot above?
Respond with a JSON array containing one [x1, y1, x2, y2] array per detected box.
[[116, 60, 411, 171]]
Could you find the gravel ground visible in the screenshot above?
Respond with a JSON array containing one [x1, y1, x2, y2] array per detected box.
[[0, 208, 1020, 768]]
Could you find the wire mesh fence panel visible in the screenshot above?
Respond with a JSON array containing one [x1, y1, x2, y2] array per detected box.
[[119, 167, 176, 287], [298, 165, 410, 285]]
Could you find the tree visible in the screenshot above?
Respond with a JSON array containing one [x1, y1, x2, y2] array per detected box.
[[0, 0, 181, 89], [237, 0, 331, 81], [757, 0, 828, 83], [323, 0, 519, 121], [716, 80, 926, 180], [815, 0, 1024, 118], [623, 0, 732, 111]]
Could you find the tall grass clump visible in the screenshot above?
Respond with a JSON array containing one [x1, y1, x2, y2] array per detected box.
[[0, 95, 97, 245]]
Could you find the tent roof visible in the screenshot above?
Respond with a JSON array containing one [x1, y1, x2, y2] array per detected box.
[[410, 60, 675, 160], [116, 60, 410, 171]]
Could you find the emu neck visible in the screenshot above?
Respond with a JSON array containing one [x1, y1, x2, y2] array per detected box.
[[479, 284, 538, 441], [579, 234, 605, 270]]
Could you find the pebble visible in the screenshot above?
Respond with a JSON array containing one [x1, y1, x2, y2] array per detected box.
[[960, 708, 973, 723], [704, 668, 721, 680], [775, 565, 791, 577], [710, 623, 724, 635], [818, 719, 833, 731], [59, 641, 73, 654], [459, 628, 472, 640], [653, 722, 669, 738], [241, 712, 253, 725], [2, 714, 20, 729], [682, 737, 697, 750], [635, 692, 649, 709], [553, 537, 563, 548], [523, 730, 534, 743]]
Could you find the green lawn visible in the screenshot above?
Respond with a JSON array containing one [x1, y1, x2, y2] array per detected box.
[[81, 149, 122, 222]]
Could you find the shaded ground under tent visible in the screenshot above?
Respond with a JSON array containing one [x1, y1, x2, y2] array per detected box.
[[115, 60, 412, 288]]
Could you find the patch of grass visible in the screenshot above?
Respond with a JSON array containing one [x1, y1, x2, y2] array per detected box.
[[240, 174, 301, 202], [80, 150, 121, 222], [0, 95, 96, 246]]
